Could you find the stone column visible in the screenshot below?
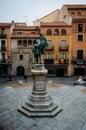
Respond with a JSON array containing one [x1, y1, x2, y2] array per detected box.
[[18, 66, 62, 117]]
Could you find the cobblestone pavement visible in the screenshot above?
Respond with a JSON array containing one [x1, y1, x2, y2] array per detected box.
[[0, 76, 86, 130]]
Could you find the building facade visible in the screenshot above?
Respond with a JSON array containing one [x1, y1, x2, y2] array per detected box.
[[34, 4, 86, 76], [60, 5, 86, 76], [0, 23, 12, 77], [11, 23, 39, 76], [40, 21, 72, 76]]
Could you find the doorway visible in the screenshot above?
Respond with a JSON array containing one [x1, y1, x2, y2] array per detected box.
[[17, 66, 25, 76]]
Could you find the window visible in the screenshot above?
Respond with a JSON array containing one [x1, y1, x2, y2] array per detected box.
[[77, 50, 83, 60], [71, 12, 75, 15], [33, 40, 36, 45], [23, 40, 27, 47], [1, 28, 6, 35], [54, 29, 59, 35], [1, 53, 6, 62], [78, 24, 83, 32], [17, 32, 23, 34], [46, 29, 52, 35], [61, 40, 66, 49], [1, 28, 6, 38], [77, 12, 81, 15], [18, 40, 22, 46], [47, 40, 52, 49], [31, 32, 35, 34], [61, 53, 66, 59], [77, 34, 84, 42], [28, 40, 32, 45], [1, 40, 6, 51], [19, 55, 23, 60], [61, 29, 66, 35], [46, 54, 52, 59]]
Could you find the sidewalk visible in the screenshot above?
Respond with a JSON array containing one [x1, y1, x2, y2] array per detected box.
[[0, 77, 86, 130]]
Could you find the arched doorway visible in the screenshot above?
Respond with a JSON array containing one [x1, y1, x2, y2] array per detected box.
[[17, 66, 25, 76]]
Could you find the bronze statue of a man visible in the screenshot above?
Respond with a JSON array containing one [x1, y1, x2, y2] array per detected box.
[[32, 33, 48, 64], [33, 41, 41, 64]]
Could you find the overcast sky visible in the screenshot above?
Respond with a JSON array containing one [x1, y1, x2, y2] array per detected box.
[[0, 0, 86, 25]]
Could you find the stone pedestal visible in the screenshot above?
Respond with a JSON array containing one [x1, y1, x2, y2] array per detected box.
[[18, 67, 62, 117]]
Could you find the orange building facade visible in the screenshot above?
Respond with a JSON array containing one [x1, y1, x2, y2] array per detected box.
[[67, 5, 86, 76], [0, 23, 12, 77]]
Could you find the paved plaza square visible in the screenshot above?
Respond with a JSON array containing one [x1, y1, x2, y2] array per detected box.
[[0, 77, 86, 130]]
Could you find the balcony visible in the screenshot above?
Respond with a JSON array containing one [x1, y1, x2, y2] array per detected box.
[[71, 58, 86, 65], [59, 58, 69, 64], [59, 45, 69, 51], [44, 59, 54, 64], [0, 34, 6, 39], [45, 45, 54, 51]]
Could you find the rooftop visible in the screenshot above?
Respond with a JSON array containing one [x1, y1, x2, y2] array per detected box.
[[64, 4, 86, 9]]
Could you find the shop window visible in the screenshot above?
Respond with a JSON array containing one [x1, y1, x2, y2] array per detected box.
[[46, 29, 52, 35]]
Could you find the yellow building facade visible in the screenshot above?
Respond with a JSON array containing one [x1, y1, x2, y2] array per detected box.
[[40, 21, 72, 76]]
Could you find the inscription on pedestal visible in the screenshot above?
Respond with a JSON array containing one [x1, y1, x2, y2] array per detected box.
[[34, 75, 46, 81], [33, 80, 46, 91]]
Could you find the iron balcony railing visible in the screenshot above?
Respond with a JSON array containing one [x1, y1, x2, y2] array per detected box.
[[45, 45, 54, 51], [59, 58, 69, 64], [44, 59, 54, 64], [71, 58, 86, 65], [59, 45, 69, 51]]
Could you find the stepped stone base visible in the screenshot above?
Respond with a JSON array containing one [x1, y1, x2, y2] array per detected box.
[[18, 67, 62, 117]]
